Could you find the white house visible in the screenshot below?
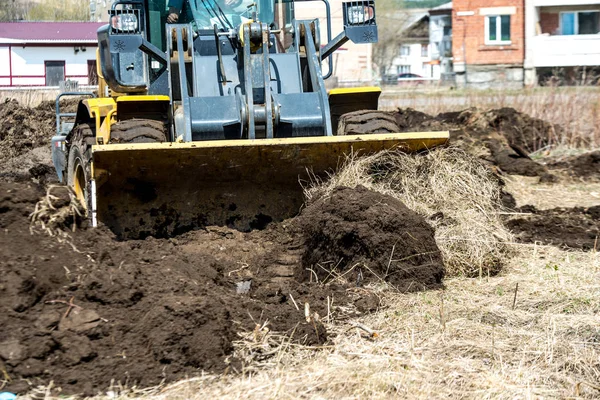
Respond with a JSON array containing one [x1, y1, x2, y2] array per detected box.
[[428, 2, 452, 80], [524, 0, 600, 85], [386, 10, 434, 79], [0, 22, 104, 87]]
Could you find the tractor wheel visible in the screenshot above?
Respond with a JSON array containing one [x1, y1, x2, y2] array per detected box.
[[67, 123, 94, 213], [336, 110, 400, 136], [109, 119, 167, 143]]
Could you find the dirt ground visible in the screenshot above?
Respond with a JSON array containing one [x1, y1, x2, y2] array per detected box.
[[0, 100, 598, 397]]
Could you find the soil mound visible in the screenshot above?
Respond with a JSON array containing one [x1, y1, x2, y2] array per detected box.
[[546, 151, 600, 180], [0, 100, 58, 185], [298, 186, 444, 291], [506, 205, 600, 250], [0, 98, 85, 185], [0, 99, 56, 163], [390, 107, 555, 178]]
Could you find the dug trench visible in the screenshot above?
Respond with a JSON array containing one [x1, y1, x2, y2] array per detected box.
[[1, 99, 598, 396]]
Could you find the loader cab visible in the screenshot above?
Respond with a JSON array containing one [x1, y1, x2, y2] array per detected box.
[[161, 0, 296, 53]]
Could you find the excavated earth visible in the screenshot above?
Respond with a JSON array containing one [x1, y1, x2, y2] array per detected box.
[[0, 99, 597, 396]]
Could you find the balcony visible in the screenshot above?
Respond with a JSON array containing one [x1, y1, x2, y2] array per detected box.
[[531, 34, 600, 68]]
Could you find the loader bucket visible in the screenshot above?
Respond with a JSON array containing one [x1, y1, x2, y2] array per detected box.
[[91, 132, 448, 238]]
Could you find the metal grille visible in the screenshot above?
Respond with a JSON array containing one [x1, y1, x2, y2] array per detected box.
[[109, 2, 144, 34], [343, 1, 376, 27]]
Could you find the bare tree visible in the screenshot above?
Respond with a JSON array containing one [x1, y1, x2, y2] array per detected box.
[[372, 0, 411, 78], [0, 0, 32, 21], [27, 0, 90, 21]]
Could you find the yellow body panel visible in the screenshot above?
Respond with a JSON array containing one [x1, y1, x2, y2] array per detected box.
[[328, 86, 382, 95], [91, 132, 448, 238], [116, 95, 171, 102], [79, 98, 116, 144], [80, 95, 171, 144]]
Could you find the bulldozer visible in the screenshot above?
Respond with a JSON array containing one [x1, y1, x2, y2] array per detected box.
[[51, 0, 448, 238]]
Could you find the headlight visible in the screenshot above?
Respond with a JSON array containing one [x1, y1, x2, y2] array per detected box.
[[111, 13, 138, 32], [346, 5, 375, 25]]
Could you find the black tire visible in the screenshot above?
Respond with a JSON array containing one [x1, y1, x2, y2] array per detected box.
[[336, 110, 400, 136], [109, 119, 167, 143], [67, 124, 94, 214]]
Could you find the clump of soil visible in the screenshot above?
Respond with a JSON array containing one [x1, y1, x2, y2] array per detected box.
[[506, 205, 600, 250], [545, 151, 600, 180], [390, 107, 556, 178], [1, 182, 433, 396], [298, 186, 444, 291]]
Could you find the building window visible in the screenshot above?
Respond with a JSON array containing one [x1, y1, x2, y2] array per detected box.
[[400, 45, 410, 56], [45, 61, 65, 86], [421, 44, 428, 57], [398, 65, 410, 74], [561, 11, 600, 35], [87, 60, 98, 85], [485, 15, 511, 44]]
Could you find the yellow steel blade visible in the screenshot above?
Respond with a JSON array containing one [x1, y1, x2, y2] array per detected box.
[[92, 132, 448, 238]]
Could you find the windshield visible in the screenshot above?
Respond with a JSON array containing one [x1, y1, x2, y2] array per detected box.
[[187, 0, 274, 30]]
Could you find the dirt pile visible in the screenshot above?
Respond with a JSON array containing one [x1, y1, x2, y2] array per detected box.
[[0, 99, 56, 162], [298, 186, 444, 291], [506, 205, 600, 250], [0, 181, 444, 396], [387, 107, 556, 178], [0, 98, 81, 184], [545, 150, 600, 180]]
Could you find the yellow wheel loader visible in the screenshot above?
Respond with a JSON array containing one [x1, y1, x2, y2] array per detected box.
[[51, 0, 448, 238]]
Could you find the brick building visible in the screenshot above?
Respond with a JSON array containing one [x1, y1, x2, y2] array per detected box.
[[524, 0, 600, 85], [452, 0, 525, 88]]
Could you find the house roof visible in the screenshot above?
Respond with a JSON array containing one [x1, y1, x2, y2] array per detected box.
[[429, 1, 452, 15], [0, 22, 105, 44], [432, 1, 452, 11], [389, 9, 429, 32]]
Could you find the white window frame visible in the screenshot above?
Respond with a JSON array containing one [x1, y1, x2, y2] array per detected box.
[[559, 10, 600, 35], [484, 15, 511, 45], [400, 45, 410, 56], [398, 65, 410, 74]]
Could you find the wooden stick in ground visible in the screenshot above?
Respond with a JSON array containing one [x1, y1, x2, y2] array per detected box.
[[289, 293, 300, 311], [347, 323, 379, 338], [512, 282, 519, 310]]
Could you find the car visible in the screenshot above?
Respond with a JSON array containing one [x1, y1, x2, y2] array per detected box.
[[397, 73, 425, 83]]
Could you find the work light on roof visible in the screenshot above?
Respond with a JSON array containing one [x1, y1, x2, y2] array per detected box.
[[111, 13, 138, 32]]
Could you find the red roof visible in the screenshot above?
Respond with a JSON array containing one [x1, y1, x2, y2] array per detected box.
[[0, 22, 105, 43]]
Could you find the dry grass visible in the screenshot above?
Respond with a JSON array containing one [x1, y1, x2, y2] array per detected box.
[[505, 175, 600, 210], [0, 89, 59, 108], [304, 147, 513, 277], [380, 86, 600, 150]]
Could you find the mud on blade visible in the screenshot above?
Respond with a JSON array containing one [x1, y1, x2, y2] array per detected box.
[[91, 132, 449, 238]]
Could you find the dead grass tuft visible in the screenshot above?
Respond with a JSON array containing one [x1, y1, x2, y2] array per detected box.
[[304, 147, 513, 277], [29, 185, 84, 252]]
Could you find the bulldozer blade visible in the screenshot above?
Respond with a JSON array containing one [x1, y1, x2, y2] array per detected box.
[[91, 132, 448, 238]]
